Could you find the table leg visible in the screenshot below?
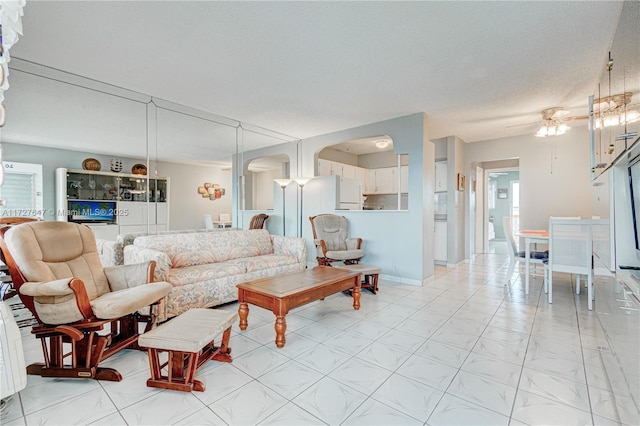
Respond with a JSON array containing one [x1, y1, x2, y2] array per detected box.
[[352, 277, 361, 310], [371, 274, 379, 294], [525, 237, 530, 295], [275, 315, 287, 348], [238, 302, 249, 330]]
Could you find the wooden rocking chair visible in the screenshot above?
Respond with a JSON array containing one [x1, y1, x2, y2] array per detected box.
[[0, 221, 172, 381], [309, 214, 364, 266]]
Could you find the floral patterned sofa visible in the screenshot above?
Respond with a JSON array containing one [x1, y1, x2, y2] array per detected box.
[[123, 229, 306, 319], [96, 228, 227, 267]]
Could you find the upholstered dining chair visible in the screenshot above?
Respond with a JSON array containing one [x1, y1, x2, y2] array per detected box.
[[249, 213, 269, 230], [309, 214, 364, 265], [0, 221, 172, 382], [503, 217, 548, 285]]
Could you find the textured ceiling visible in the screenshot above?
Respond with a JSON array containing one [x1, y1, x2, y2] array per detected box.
[[9, 1, 625, 161]]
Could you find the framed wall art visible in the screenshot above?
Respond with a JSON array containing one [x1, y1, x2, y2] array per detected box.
[[457, 173, 465, 191]]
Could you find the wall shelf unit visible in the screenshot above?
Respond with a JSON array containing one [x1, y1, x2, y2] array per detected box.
[[55, 168, 170, 239]]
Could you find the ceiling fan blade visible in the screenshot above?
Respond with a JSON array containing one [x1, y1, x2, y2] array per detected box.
[[564, 115, 589, 121], [506, 121, 539, 128], [551, 109, 570, 119]]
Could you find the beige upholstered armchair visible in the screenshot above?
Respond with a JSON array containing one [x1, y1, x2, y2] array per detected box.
[[0, 221, 172, 382], [309, 214, 364, 265]]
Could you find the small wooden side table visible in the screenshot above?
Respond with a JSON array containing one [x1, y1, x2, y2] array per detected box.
[[334, 264, 381, 294]]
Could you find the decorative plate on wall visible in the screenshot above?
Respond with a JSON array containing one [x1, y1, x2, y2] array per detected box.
[[82, 158, 101, 171], [131, 164, 147, 175]]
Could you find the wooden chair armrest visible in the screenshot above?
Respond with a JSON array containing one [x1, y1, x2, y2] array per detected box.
[[346, 238, 362, 250], [147, 260, 156, 283], [68, 278, 94, 319], [319, 240, 328, 256]]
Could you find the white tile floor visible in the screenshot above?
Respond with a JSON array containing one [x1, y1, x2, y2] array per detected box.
[[3, 253, 640, 425]]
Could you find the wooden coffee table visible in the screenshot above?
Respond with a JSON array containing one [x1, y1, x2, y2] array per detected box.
[[236, 266, 361, 348]]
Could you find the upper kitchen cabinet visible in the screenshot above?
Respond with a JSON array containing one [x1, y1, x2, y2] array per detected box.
[[591, 1, 640, 177], [317, 158, 337, 176], [368, 167, 396, 194], [340, 163, 356, 179]]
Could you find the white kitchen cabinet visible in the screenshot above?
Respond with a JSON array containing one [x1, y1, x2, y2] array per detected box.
[[363, 167, 398, 194], [355, 167, 367, 194], [592, 170, 615, 274], [318, 159, 334, 176], [434, 221, 447, 263], [87, 224, 119, 240], [373, 167, 396, 194], [119, 224, 166, 234], [119, 202, 168, 227], [344, 164, 357, 179], [365, 169, 377, 194], [435, 162, 447, 192]]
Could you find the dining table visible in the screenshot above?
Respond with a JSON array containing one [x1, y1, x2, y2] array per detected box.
[[514, 229, 549, 294]]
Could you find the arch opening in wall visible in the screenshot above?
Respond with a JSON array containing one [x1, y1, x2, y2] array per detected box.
[[317, 135, 409, 210], [243, 154, 290, 210]]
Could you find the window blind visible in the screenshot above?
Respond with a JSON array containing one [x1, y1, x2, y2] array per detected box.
[[0, 173, 36, 215]]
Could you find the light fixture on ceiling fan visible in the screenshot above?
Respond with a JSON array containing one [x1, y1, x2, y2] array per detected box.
[[593, 91, 640, 129], [535, 107, 587, 138]]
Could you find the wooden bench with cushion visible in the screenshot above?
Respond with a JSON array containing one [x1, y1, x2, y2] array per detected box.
[[138, 308, 237, 392]]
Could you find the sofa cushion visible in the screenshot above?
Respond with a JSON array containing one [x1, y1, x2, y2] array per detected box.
[[168, 263, 246, 287], [133, 229, 274, 268], [228, 254, 300, 273]]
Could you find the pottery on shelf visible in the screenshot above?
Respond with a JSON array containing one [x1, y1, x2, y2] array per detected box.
[[110, 158, 123, 173], [82, 158, 101, 171], [131, 164, 147, 175]]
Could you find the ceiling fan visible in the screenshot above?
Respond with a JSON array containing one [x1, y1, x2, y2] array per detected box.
[[534, 107, 588, 137], [508, 107, 588, 137]]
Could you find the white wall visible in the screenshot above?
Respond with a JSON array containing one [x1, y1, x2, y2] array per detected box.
[[449, 136, 466, 264], [465, 129, 593, 257], [299, 113, 434, 284], [233, 142, 299, 236], [252, 169, 281, 210], [154, 161, 232, 230], [238, 113, 434, 283]]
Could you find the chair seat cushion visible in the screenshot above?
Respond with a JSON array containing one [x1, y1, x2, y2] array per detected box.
[[516, 251, 548, 260], [325, 249, 364, 261], [91, 281, 172, 319], [138, 308, 237, 353]]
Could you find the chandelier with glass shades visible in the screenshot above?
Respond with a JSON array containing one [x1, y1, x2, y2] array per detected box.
[[592, 91, 640, 129]]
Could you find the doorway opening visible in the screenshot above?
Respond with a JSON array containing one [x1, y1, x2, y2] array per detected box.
[[473, 159, 520, 256], [487, 169, 519, 254]]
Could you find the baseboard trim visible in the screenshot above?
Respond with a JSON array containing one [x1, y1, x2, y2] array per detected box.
[[379, 274, 422, 286]]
